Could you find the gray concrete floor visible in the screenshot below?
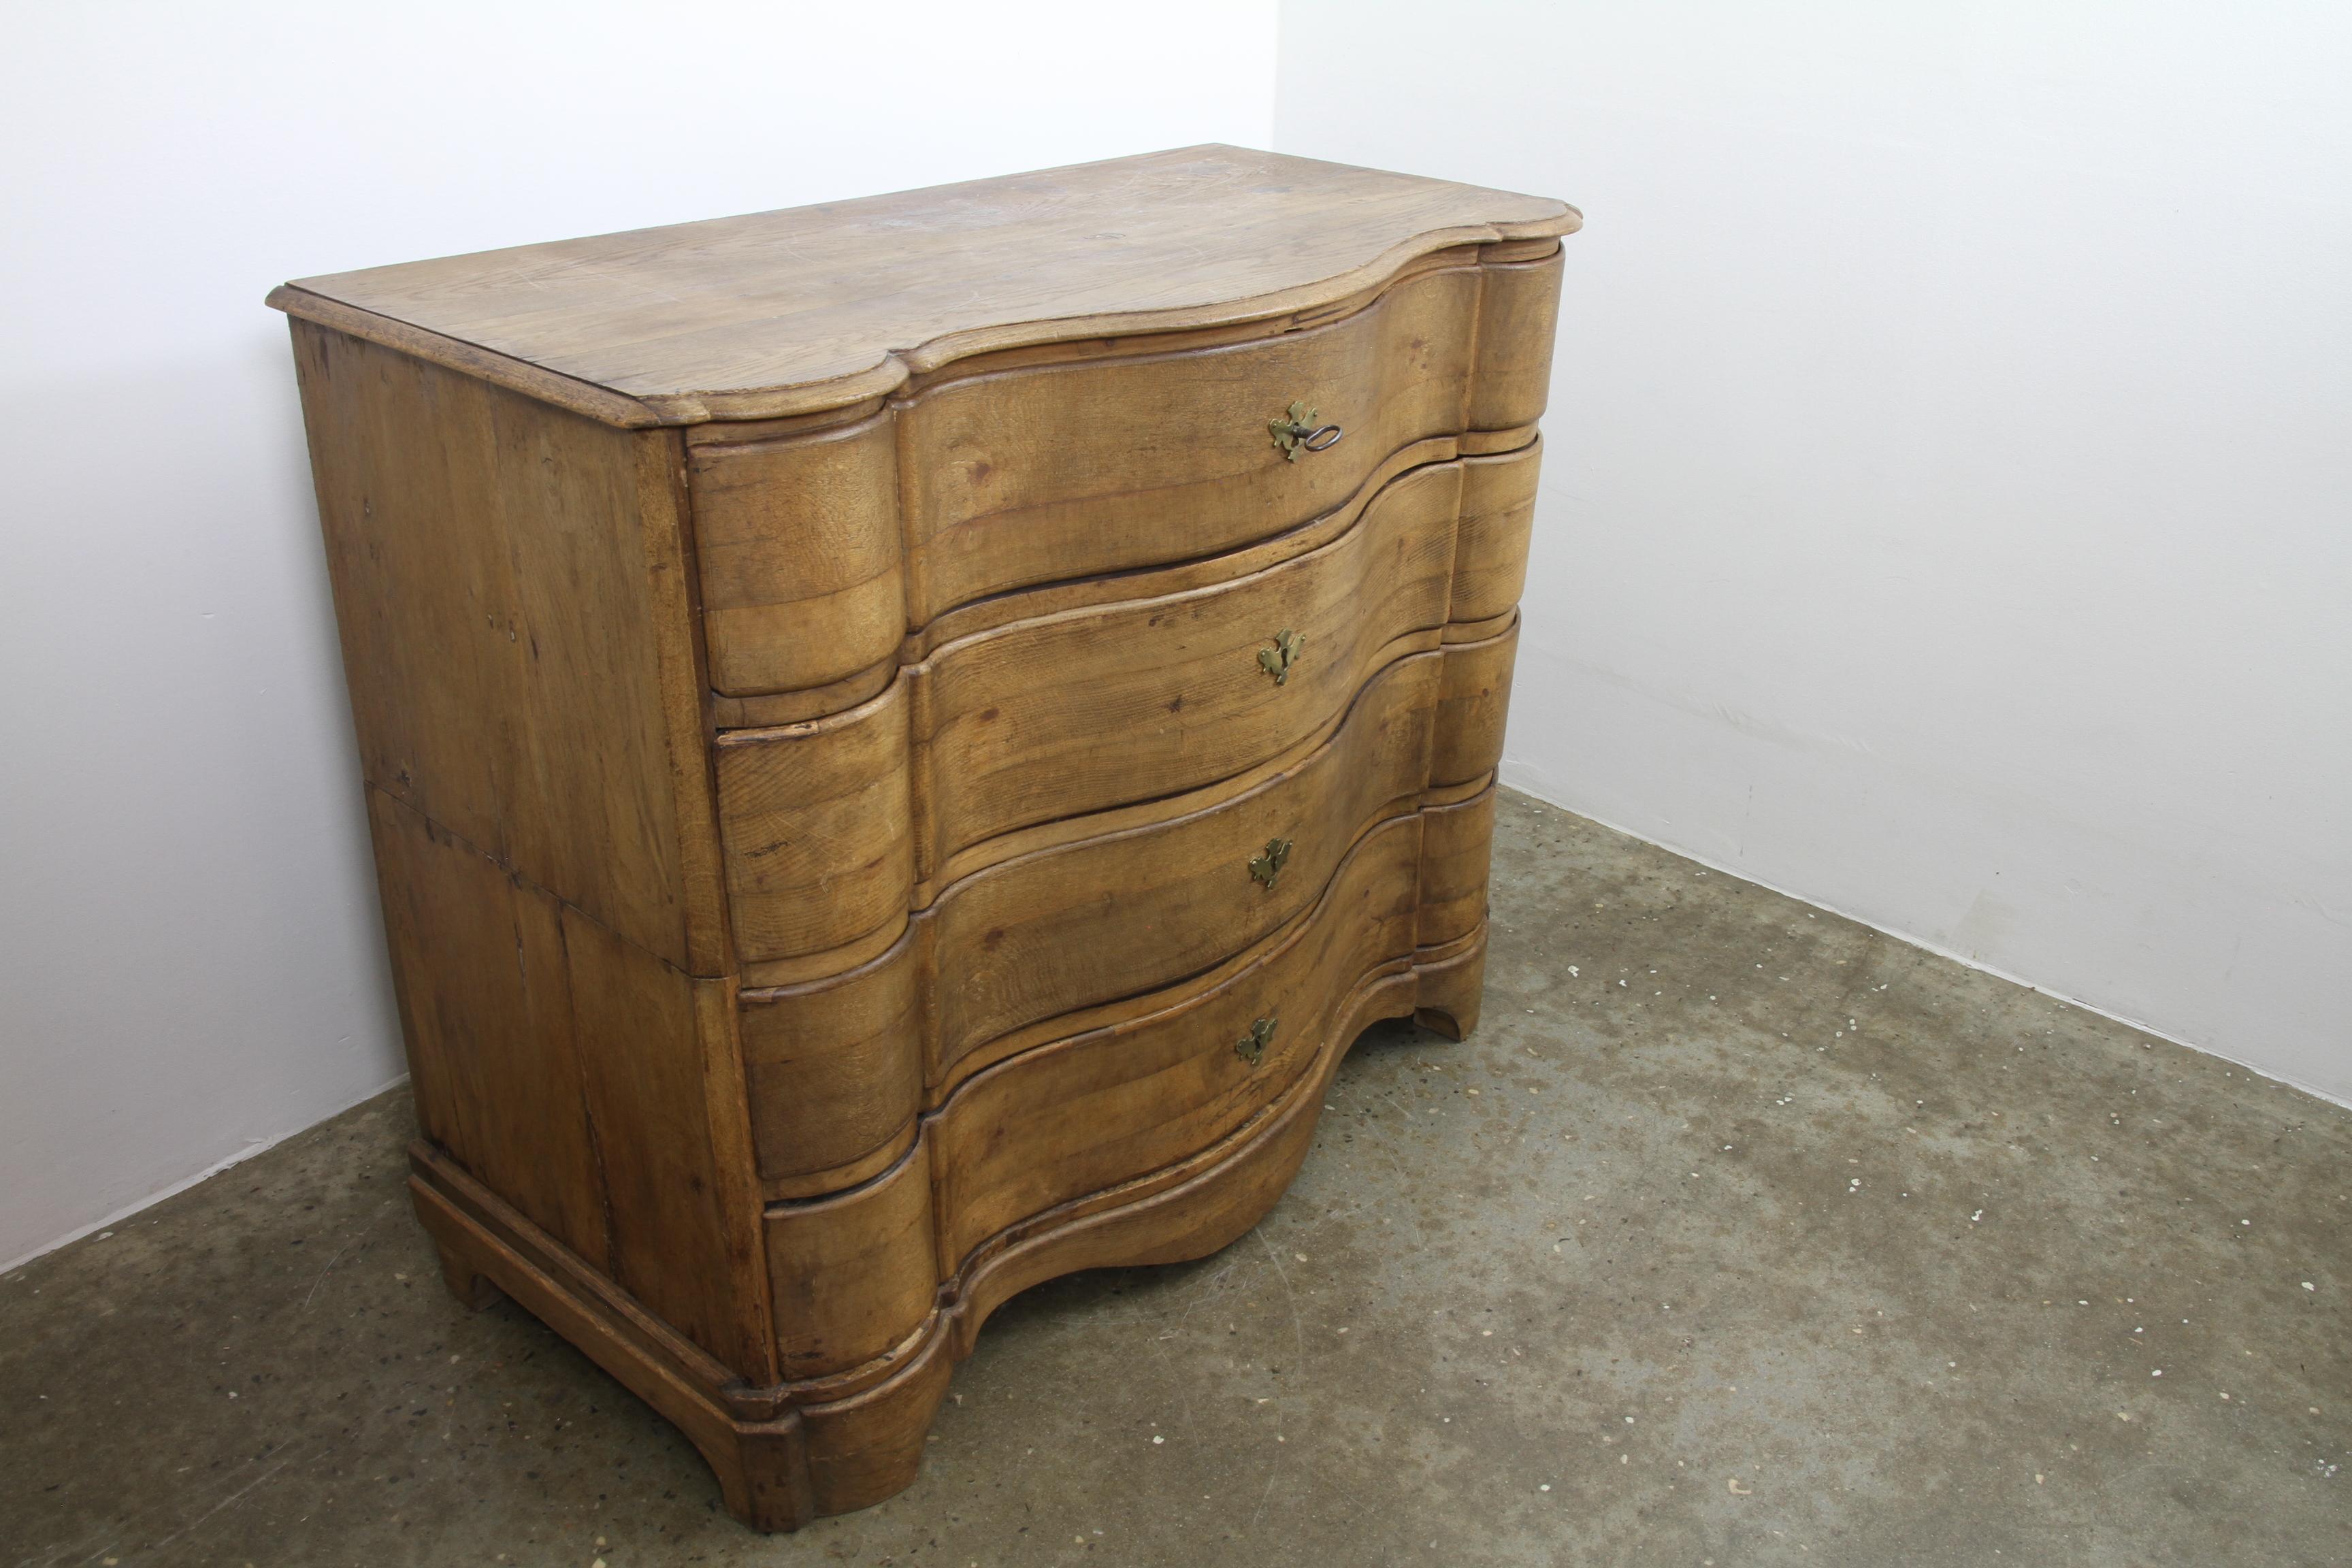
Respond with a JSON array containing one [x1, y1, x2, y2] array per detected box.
[[6, 791, 2347, 1567]]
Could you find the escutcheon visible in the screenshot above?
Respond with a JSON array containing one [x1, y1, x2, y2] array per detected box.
[[1268, 400, 1344, 461], [1258, 629, 1305, 685], [1248, 836, 1294, 889]]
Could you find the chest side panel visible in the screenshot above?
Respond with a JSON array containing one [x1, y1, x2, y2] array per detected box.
[[293, 325, 766, 1375], [291, 323, 728, 972]]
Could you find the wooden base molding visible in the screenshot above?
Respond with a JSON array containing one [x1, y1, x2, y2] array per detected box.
[[412, 924, 1484, 1530]]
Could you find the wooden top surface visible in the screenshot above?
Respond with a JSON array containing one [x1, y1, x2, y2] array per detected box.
[[269, 146, 1578, 426]]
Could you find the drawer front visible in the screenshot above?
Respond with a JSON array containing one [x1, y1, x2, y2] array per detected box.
[[919, 458, 1457, 854], [761, 807, 1428, 1377], [896, 265, 1478, 620], [736, 630, 1518, 1192], [714, 442, 1538, 975], [691, 246, 1562, 698]]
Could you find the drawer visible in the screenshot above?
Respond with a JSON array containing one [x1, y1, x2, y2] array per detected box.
[[736, 628, 1515, 1193], [713, 442, 1537, 974], [762, 806, 1430, 1379], [689, 245, 1562, 698]]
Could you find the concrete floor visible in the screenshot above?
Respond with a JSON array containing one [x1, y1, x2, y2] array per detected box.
[[5, 790, 2347, 1567]]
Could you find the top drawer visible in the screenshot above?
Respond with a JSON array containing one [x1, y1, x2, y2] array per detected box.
[[688, 243, 1561, 699]]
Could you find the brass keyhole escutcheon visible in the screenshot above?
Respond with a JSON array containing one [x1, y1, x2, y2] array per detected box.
[[1269, 400, 1343, 461], [1235, 1015, 1277, 1066], [1258, 628, 1305, 685], [1249, 836, 1293, 889]]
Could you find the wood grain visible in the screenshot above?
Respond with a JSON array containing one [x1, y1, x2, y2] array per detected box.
[[408, 902, 1492, 1527], [766, 1141, 941, 1381], [715, 445, 1538, 972], [736, 627, 1517, 1194], [295, 319, 764, 1373], [691, 409, 904, 696], [1467, 246, 1567, 432], [690, 250, 1558, 694], [409, 1152, 817, 1531], [368, 790, 772, 1376], [369, 789, 608, 1272], [272, 146, 1578, 425], [762, 806, 1433, 1378], [705, 430, 1492, 732], [292, 322, 725, 974], [924, 811, 1422, 1267]]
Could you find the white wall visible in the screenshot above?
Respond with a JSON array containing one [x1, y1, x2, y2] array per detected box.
[[0, 1, 1278, 1269], [1277, 1, 2352, 1100]]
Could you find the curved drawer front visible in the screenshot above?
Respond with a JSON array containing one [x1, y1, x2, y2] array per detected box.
[[761, 806, 1432, 1379], [689, 244, 1562, 698], [735, 630, 1516, 1194], [919, 459, 1456, 853], [713, 444, 1539, 975], [897, 265, 1477, 618]]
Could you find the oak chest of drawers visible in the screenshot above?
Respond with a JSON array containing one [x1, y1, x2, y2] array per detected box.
[[271, 145, 1575, 1529]]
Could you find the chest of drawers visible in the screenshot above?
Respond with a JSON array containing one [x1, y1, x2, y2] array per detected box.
[[272, 145, 1575, 1529]]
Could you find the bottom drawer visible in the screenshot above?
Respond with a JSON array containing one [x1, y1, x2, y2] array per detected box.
[[762, 803, 1450, 1381]]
